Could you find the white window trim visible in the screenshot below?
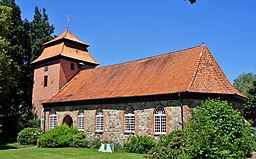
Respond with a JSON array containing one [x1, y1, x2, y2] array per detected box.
[[96, 113, 104, 132], [49, 113, 57, 130], [78, 112, 84, 131], [154, 112, 166, 135], [124, 113, 135, 133]]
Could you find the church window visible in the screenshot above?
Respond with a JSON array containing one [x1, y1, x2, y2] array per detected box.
[[70, 63, 75, 70], [44, 65, 48, 72], [154, 106, 166, 134], [124, 107, 135, 133], [96, 110, 104, 132], [49, 109, 57, 130], [44, 75, 48, 87], [78, 110, 84, 130]]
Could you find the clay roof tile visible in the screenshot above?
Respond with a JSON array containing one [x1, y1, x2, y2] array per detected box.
[[45, 44, 246, 104]]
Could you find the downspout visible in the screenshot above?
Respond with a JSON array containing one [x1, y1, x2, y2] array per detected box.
[[178, 93, 184, 129]]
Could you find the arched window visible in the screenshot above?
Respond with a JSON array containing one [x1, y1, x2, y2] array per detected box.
[[154, 107, 166, 134], [78, 110, 84, 130], [124, 107, 135, 133], [96, 110, 104, 132], [49, 109, 57, 130]]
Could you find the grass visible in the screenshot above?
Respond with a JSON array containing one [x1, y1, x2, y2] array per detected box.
[[0, 147, 145, 159], [0, 139, 35, 150]]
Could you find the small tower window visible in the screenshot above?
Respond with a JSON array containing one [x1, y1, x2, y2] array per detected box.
[[44, 66, 48, 72], [70, 63, 75, 70], [44, 75, 48, 87]]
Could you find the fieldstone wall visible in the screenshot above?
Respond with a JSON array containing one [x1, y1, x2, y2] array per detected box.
[[44, 99, 190, 143], [43, 97, 245, 144]]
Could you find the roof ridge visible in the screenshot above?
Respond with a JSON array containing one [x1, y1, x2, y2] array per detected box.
[[186, 44, 205, 91], [88, 45, 202, 71]]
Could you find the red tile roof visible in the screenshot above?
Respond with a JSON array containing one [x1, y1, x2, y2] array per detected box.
[[45, 44, 246, 104], [31, 29, 98, 65]]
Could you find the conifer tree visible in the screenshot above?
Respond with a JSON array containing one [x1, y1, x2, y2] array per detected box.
[[0, 1, 55, 137], [30, 6, 54, 61]]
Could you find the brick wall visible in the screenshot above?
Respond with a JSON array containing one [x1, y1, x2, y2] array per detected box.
[[32, 59, 61, 118]]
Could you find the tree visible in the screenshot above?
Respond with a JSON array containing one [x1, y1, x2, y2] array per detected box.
[[185, 0, 196, 4], [183, 99, 255, 158], [0, 4, 19, 138], [0, 0, 25, 66], [233, 73, 256, 127], [30, 6, 54, 61], [233, 73, 256, 97], [244, 81, 256, 127], [0, 1, 55, 138]]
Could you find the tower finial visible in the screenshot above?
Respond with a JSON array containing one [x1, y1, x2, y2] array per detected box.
[[66, 15, 70, 30]]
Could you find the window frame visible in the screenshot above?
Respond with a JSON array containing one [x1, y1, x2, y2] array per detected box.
[[124, 108, 135, 133], [77, 110, 84, 131], [154, 107, 166, 135], [95, 111, 104, 133]]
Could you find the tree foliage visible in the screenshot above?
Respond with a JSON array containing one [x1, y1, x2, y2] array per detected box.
[[233, 73, 256, 97], [185, 0, 196, 4], [183, 99, 255, 158], [30, 6, 54, 61], [0, 3, 20, 138], [233, 73, 256, 127], [0, 0, 54, 138], [244, 81, 256, 127]]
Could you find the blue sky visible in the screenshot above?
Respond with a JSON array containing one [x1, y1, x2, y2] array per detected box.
[[16, 0, 255, 83]]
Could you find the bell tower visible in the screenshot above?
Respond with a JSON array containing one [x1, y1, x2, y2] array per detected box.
[[31, 28, 99, 118]]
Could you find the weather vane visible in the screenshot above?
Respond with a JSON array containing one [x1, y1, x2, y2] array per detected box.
[[66, 15, 70, 29]]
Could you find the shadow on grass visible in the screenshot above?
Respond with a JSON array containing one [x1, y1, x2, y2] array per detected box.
[[0, 138, 17, 150]]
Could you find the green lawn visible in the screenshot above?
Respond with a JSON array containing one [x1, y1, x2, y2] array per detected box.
[[0, 147, 145, 159]]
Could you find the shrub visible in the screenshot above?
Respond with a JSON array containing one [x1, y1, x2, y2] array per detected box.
[[183, 99, 256, 158], [17, 128, 43, 145], [147, 130, 185, 159], [37, 125, 85, 148], [87, 137, 101, 149], [124, 135, 156, 154], [26, 119, 41, 128], [157, 130, 182, 147]]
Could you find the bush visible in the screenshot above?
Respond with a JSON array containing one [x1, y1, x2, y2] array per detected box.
[[183, 99, 256, 158], [17, 128, 43, 145], [26, 119, 41, 128], [37, 125, 85, 148], [87, 137, 101, 149], [157, 130, 182, 147], [124, 135, 156, 154], [147, 130, 185, 159]]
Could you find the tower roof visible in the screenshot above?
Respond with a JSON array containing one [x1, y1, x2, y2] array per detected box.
[[44, 28, 89, 46], [45, 44, 246, 104], [31, 29, 99, 65]]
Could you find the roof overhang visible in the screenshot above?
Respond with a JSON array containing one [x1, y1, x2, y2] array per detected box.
[[42, 91, 247, 109]]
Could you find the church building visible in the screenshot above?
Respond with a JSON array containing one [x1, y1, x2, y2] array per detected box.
[[32, 28, 246, 143]]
